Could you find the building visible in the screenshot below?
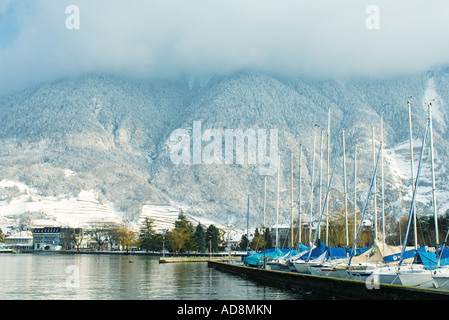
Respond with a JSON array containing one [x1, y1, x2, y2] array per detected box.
[[31, 227, 85, 250], [4, 231, 33, 251]]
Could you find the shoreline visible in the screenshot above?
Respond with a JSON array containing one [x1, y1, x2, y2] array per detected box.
[[7, 249, 245, 258]]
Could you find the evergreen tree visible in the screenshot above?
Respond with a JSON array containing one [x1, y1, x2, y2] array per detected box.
[[206, 224, 220, 253], [194, 224, 206, 253], [166, 213, 196, 253], [238, 234, 248, 251], [264, 228, 273, 249], [139, 217, 156, 252]]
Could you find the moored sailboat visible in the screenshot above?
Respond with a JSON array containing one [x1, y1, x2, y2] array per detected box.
[[396, 103, 449, 290]]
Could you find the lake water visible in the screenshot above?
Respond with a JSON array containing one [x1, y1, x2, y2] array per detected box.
[[0, 253, 334, 300]]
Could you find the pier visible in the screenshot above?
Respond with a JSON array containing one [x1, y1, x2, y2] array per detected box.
[[159, 256, 237, 263], [208, 261, 449, 300]]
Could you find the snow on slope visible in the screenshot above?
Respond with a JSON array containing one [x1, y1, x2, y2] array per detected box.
[[0, 179, 124, 228], [423, 77, 446, 132], [386, 134, 449, 217]]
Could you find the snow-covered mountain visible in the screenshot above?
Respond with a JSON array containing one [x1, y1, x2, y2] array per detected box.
[[1, 68, 449, 230]]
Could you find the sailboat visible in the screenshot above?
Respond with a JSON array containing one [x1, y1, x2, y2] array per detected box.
[[333, 137, 383, 280], [344, 106, 432, 284], [396, 103, 449, 290], [293, 142, 341, 274]]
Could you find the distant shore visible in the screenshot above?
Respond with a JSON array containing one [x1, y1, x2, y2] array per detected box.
[[12, 249, 245, 258]]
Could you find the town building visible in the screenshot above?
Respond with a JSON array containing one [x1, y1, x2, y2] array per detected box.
[[31, 227, 85, 250], [4, 231, 33, 251]]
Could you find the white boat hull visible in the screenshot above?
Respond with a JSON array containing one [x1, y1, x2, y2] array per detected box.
[[398, 266, 449, 290], [293, 261, 311, 274]]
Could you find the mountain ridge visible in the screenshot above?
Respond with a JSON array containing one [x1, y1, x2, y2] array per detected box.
[[1, 69, 449, 231]]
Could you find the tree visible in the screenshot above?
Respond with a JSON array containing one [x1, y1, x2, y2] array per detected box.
[[264, 228, 273, 249], [59, 228, 84, 250], [165, 213, 196, 254], [327, 208, 372, 248], [249, 235, 263, 251], [206, 224, 219, 253], [166, 228, 190, 254], [238, 234, 248, 251], [194, 224, 206, 253], [139, 217, 157, 252], [115, 225, 138, 252], [88, 220, 118, 250]]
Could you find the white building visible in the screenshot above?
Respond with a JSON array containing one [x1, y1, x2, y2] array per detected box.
[[4, 231, 33, 250]]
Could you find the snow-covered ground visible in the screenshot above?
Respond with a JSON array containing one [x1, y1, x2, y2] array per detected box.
[[0, 179, 245, 241], [0, 179, 124, 228]]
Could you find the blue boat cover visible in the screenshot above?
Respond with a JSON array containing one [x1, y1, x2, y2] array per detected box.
[[298, 243, 309, 252], [243, 247, 289, 266], [415, 250, 449, 270], [355, 247, 371, 256], [327, 246, 347, 259], [299, 240, 327, 261], [383, 247, 425, 263]]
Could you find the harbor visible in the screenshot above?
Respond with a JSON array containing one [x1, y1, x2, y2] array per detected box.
[[208, 260, 449, 300]]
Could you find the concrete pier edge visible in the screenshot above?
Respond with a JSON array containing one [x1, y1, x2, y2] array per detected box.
[[208, 261, 449, 300]]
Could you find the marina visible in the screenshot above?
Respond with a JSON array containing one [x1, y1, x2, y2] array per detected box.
[[208, 260, 449, 300]]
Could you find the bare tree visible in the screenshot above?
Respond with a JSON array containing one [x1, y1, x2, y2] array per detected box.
[[88, 220, 119, 250]]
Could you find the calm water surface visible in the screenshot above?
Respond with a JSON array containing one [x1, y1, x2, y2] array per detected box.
[[0, 253, 332, 300]]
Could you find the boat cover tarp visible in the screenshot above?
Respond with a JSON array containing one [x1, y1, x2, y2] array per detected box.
[[355, 247, 371, 256], [415, 250, 449, 270], [299, 240, 327, 261], [383, 246, 425, 263], [243, 247, 289, 266], [298, 243, 309, 252], [327, 246, 347, 259], [351, 240, 414, 265]]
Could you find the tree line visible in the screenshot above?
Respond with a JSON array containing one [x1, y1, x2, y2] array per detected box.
[[138, 214, 222, 254]]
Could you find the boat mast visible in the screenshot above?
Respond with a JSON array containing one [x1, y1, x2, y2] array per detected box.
[[318, 129, 324, 240], [428, 103, 439, 266], [372, 125, 378, 242], [408, 100, 418, 250], [326, 105, 331, 246], [399, 118, 429, 266], [298, 144, 303, 245], [246, 194, 250, 253], [276, 153, 280, 248], [263, 176, 267, 232], [354, 144, 357, 250], [381, 112, 386, 257], [349, 144, 382, 266], [342, 130, 348, 248], [309, 126, 317, 246], [290, 152, 294, 248]]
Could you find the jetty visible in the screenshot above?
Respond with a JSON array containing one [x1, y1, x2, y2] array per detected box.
[[208, 261, 449, 300], [159, 256, 238, 263]]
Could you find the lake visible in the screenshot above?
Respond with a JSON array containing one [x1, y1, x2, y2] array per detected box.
[[0, 253, 334, 300]]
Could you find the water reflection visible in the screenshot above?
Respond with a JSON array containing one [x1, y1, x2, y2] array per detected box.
[[0, 254, 324, 300]]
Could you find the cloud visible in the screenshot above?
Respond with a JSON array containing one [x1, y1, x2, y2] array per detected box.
[[1, 0, 449, 96]]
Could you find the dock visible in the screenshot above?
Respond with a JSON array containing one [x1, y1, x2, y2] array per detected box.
[[159, 256, 238, 263], [208, 261, 449, 300]]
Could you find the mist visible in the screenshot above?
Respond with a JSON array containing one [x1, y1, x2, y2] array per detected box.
[[1, 0, 449, 96]]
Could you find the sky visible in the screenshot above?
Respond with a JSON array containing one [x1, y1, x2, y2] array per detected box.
[[1, 0, 449, 96]]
